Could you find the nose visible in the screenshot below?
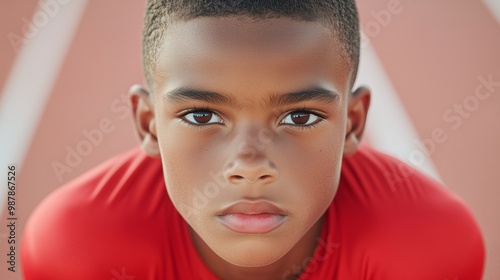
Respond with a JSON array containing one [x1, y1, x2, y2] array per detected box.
[[223, 159, 279, 185], [223, 141, 279, 185]]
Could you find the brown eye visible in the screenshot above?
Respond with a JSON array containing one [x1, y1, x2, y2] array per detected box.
[[290, 112, 310, 125], [281, 111, 320, 126], [193, 112, 212, 123], [183, 110, 223, 125]]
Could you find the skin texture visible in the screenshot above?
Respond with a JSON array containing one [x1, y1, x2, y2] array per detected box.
[[129, 16, 371, 280]]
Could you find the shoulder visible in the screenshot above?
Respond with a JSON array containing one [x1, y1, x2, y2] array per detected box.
[[22, 147, 165, 218], [334, 146, 485, 279], [21, 148, 171, 279], [339, 146, 476, 206]]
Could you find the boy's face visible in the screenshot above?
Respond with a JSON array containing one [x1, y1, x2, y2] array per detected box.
[[131, 16, 369, 268]]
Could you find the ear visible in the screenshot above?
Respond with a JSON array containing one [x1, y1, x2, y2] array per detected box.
[[129, 84, 160, 156], [343, 86, 371, 157]]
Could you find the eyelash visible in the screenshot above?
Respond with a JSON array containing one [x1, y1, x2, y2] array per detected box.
[[177, 106, 220, 129], [177, 106, 326, 129], [280, 106, 325, 130]]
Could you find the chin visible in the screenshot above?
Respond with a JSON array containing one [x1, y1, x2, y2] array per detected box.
[[214, 238, 291, 267]]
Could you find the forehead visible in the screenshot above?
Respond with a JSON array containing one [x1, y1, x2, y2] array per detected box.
[[154, 16, 352, 100], [166, 16, 330, 52]]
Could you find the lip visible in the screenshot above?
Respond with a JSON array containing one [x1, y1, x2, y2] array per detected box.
[[216, 201, 288, 234]]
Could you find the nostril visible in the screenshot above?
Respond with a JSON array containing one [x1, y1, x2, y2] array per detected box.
[[259, 175, 271, 180], [231, 175, 245, 181], [226, 174, 277, 184]]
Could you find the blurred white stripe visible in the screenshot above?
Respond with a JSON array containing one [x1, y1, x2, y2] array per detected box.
[[355, 45, 441, 182], [483, 0, 500, 24], [0, 0, 88, 210]]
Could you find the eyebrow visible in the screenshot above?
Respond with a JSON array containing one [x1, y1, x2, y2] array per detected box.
[[164, 87, 239, 108], [163, 86, 339, 108], [266, 86, 339, 107]]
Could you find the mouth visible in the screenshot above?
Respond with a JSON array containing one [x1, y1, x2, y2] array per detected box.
[[216, 200, 288, 234]]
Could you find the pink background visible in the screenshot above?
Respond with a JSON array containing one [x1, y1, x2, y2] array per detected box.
[[1, 0, 499, 279]]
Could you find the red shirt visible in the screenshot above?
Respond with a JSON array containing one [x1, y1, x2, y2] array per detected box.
[[21, 147, 485, 279]]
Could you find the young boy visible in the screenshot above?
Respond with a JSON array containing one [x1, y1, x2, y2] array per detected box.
[[21, 1, 485, 279]]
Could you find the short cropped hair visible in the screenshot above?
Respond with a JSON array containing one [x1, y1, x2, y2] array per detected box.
[[142, 0, 360, 89]]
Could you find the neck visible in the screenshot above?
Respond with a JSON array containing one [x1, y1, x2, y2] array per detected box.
[[189, 216, 325, 280]]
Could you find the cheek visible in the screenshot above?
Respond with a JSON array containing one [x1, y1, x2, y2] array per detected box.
[[281, 130, 344, 218], [156, 126, 223, 210]]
